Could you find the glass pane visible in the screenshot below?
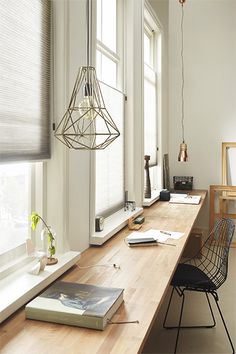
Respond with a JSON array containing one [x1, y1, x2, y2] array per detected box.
[[0, 163, 29, 255], [144, 66, 157, 166], [96, 50, 102, 81], [96, 0, 102, 41], [101, 0, 116, 52], [101, 54, 117, 88], [144, 32, 151, 65]]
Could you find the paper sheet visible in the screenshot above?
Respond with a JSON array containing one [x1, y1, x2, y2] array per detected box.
[[144, 229, 184, 241], [126, 229, 184, 243]]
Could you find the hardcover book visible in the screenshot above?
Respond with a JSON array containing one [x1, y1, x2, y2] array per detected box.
[[25, 281, 124, 330]]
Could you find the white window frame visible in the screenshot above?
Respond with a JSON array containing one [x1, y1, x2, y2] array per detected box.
[[90, 0, 143, 245], [96, 0, 123, 91], [143, 3, 163, 206]]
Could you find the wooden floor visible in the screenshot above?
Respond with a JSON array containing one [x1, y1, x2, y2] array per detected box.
[[142, 248, 236, 354]]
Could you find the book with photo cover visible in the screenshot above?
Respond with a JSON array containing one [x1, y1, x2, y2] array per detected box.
[[25, 281, 124, 330]]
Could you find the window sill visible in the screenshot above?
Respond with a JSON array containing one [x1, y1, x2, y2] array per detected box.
[[90, 207, 143, 245], [143, 189, 160, 207], [0, 251, 80, 323]]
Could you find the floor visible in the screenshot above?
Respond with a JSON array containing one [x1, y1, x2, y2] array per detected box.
[[142, 248, 236, 354]]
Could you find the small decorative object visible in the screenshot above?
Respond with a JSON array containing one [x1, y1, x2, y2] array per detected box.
[[163, 154, 170, 190], [144, 155, 151, 198], [28, 252, 48, 275], [95, 216, 104, 232], [124, 200, 136, 212], [30, 212, 58, 265], [128, 217, 142, 231]]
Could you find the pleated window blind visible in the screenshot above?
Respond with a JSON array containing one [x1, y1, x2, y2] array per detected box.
[[95, 82, 125, 217], [0, 0, 51, 162]]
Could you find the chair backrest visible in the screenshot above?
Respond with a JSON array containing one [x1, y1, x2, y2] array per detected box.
[[188, 218, 235, 289]]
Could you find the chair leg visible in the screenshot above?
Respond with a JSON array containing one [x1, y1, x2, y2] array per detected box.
[[205, 292, 216, 328], [213, 295, 235, 354], [164, 289, 216, 329], [174, 290, 185, 354], [162, 287, 185, 354]]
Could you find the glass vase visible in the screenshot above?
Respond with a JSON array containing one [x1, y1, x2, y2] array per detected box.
[[41, 226, 58, 265]]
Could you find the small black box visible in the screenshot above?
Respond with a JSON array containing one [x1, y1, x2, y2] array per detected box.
[[134, 216, 145, 224], [160, 189, 170, 201]]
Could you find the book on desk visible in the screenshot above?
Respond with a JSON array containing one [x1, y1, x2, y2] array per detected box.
[[25, 281, 124, 330]]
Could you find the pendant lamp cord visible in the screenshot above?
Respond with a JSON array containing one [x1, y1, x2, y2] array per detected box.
[[86, 0, 92, 67], [181, 2, 185, 143]]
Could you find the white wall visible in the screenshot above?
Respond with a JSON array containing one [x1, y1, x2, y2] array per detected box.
[[169, 0, 236, 229]]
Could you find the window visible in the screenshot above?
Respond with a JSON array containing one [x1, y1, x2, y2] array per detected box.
[[143, 10, 162, 198], [95, 0, 125, 219], [0, 164, 29, 256], [0, 162, 43, 269], [0, 0, 50, 268], [96, 0, 120, 89]]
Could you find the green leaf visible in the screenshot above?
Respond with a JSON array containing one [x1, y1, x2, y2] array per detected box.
[[49, 246, 55, 256], [30, 212, 40, 231]]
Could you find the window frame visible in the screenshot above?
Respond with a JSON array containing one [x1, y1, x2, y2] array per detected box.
[[143, 4, 163, 202], [90, 0, 127, 240]]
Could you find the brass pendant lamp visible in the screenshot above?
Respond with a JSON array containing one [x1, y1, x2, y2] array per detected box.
[[178, 0, 188, 162], [54, 0, 120, 150]]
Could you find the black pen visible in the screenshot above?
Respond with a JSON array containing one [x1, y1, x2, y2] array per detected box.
[[160, 230, 171, 236]]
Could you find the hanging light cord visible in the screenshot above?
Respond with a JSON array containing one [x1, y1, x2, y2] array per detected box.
[[181, 2, 185, 144], [86, 0, 90, 67]]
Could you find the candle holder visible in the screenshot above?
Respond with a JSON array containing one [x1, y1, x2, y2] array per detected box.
[[144, 155, 151, 199]]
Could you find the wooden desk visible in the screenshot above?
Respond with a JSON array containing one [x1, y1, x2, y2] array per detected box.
[[0, 190, 207, 354]]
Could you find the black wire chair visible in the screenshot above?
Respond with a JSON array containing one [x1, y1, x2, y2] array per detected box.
[[163, 218, 235, 354]]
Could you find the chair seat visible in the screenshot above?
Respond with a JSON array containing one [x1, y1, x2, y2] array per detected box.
[[171, 263, 216, 290]]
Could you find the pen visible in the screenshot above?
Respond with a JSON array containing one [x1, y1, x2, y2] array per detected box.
[[157, 241, 176, 247], [160, 230, 171, 236]]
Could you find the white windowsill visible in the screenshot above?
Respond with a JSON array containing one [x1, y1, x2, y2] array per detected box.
[[0, 251, 80, 323], [143, 189, 160, 207], [90, 207, 143, 245]]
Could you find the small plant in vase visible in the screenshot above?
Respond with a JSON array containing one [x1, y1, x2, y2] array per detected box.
[[30, 212, 58, 265]]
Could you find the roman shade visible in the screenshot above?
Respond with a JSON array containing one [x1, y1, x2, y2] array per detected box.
[[0, 0, 51, 162]]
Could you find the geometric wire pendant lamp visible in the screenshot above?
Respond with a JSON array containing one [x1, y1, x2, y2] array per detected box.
[[54, 0, 120, 150], [178, 0, 188, 162]]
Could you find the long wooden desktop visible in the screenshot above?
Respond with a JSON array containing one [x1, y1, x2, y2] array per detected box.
[[0, 190, 207, 354]]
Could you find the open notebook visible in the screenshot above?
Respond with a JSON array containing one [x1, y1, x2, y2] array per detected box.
[[169, 194, 201, 205]]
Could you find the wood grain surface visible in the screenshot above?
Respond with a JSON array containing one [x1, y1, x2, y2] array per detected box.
[[0, 190, 207, 354]]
